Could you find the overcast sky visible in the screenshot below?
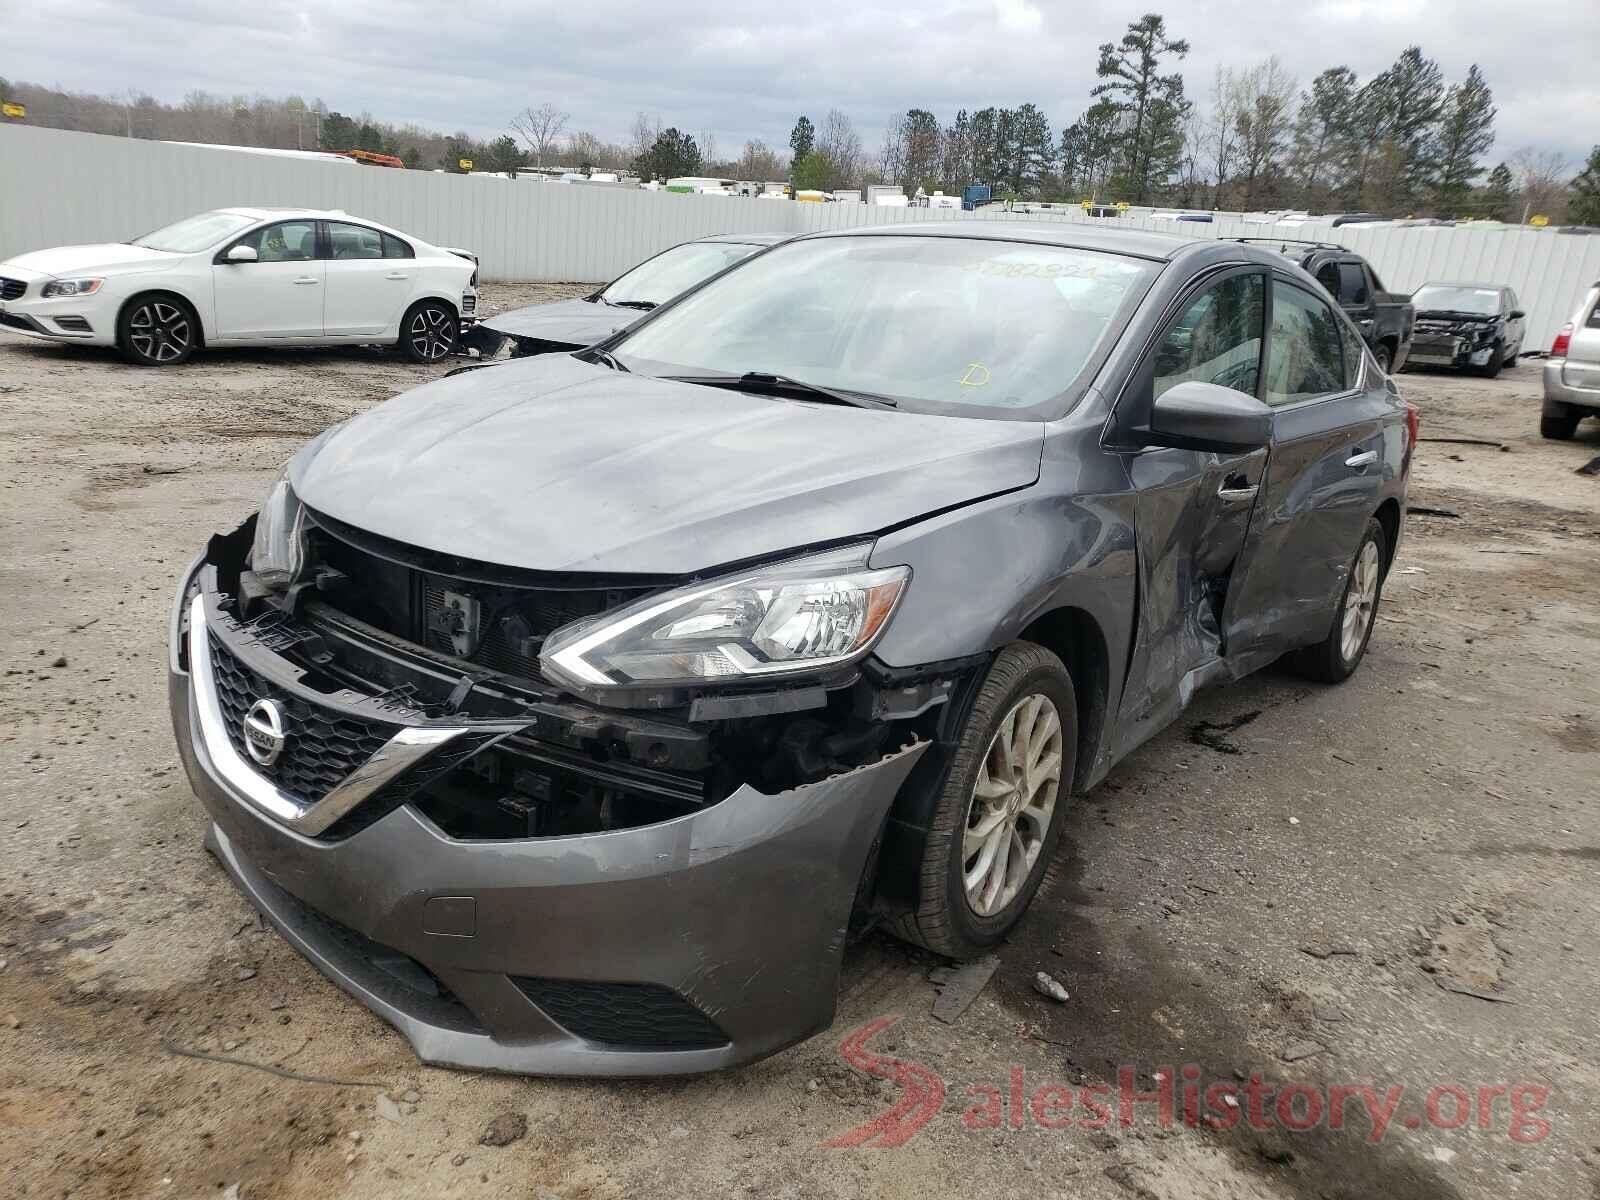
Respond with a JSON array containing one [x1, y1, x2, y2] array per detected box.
[[9, 0, 1595, 168]]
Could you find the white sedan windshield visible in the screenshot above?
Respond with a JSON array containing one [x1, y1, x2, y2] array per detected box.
[[132, 211, 259, 253], [613, 235, 1153, 415]]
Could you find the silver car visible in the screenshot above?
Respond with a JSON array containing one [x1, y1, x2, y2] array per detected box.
[[1543, 281, 1600, 439]]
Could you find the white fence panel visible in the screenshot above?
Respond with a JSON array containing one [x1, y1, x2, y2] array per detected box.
[[4, 124, 1598, 347]]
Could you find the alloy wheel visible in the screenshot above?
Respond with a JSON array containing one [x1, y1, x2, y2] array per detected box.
[[962, 692, 1064, 917], [1341, 540, 1380, 663], [128, 301, 192, 363], [408, 306, 456, 360]]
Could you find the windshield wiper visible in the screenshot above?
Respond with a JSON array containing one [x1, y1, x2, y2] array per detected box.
[[607, 299, 657, 310], [584, 347, 630, 373], [666, 372, 896, 409]]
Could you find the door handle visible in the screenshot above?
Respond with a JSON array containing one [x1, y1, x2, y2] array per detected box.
[[385, 271, 409, 280], [1217, 483, 1259, 503], [293, 276, 320, 285], [1345, 450, 1378, 468]]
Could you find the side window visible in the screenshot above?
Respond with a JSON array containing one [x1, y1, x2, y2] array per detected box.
[[1266, 280, 1347, 405], [380, 232, 413, 259], [231, 220, 317, 263], [1337, 263, 1369, 306], [326, 222, 385, 260], [1314, 262, 1340, 299], [1338, 318, 1367, 389], [1152, 272, 1265, 400]]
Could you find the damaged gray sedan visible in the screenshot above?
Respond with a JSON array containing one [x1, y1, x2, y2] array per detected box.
[[169, 222, 1415, 1075]]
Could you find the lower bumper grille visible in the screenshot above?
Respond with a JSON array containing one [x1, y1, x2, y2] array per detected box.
[[512, 977, 730, 1051], [208, 633, 396, 801], [0, 310, 40, 333]]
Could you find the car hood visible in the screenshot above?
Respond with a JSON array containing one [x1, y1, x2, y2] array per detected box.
[[481, 297, 635, 346], [0, 243, 177, 279], [290, 355, 1044, 575]]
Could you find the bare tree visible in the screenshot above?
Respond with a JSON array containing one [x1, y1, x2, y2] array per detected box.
[[510, 102, 570, 167], [1206, 66, 1243, 208], [629, 112, 662, 163], [1510, 148, 1570, 223], [1231, 57, 1297, 208], [698, 130, 719, 168], [817, 108, 863, 186], [736, 139, 784, 180], [877, 111, 906, 185]]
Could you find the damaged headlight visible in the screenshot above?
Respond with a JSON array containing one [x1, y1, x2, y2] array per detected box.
[[541, 544, 909, 692], [249, 470, 306, 589]]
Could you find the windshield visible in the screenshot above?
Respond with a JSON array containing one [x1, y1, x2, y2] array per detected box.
[[132, 211, 259, 253], [601, 241, 763, 306], [610, 235, 1155, 417], [1412, 285, 1501, 315]]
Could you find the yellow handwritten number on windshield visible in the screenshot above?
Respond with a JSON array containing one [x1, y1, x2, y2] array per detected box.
[[961, 363, 991, 387]]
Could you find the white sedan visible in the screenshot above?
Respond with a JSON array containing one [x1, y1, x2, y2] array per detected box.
[[0, 207, 478, 366]]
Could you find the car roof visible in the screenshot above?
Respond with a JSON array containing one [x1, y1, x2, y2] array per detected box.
[[1415, 281, 1508, 290], [215, 206, 411, 231], [803, 219, 1210, 262], [697, 232, 790, 246]]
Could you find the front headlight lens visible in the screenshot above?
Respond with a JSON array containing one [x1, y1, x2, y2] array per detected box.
[[41, 278, 103, 298], [541, 544, 909, 691], [250, 473, 306, 589]]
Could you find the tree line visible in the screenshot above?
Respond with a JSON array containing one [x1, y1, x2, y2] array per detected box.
[[3, 22, 1598, 225]]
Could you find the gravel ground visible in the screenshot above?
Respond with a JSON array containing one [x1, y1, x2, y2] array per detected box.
[[1, 289, 1597, 1200]]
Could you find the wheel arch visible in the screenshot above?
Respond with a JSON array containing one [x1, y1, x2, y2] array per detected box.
[[1015, 606, 1112, 794], [1373, 496, 1401, 574], [117, 287, 207, 349]]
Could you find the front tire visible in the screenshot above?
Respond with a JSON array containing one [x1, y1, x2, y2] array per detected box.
[[889, 642, 1076, 959], [1476, 341, 1504, 378], [117, 293, 198, 366], [400, 299, 459, 363], [1374, 343, 1394, 375], [1289, 517, 1387, 683]]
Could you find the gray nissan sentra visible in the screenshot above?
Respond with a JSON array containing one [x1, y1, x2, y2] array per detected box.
[[169, 221, 1415, 1076]]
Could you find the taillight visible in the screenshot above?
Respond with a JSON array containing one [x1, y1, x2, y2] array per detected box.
[[1551, 323, 1573, 358]]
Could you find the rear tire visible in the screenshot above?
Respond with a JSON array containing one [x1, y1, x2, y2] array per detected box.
[[117, 293, 199, 366], [399, 299, 459, 363], [1541, 405, 1580, 440], [1289, 517, 1387, 684], [888, 642, 1076, 959]]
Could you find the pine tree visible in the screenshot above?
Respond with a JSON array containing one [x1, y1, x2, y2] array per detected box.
[[1092, 13, 1190, 203], [1291, 67, 1357, 204], [1571, 147, 1600, 226], [788, 117, 814, 162], [1431, 65, 1495, 214], [1379, 46, 1446, 208]]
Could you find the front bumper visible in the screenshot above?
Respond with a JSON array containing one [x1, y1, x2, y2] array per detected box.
[[1406, 334, 1495, 370], [168, 558, 926, 1075]]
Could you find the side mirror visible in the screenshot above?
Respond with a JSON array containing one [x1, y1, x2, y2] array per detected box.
[[224, 244, 258, 263], [1510, 309, 1526, 320], [1147, 380, 1272, 453]]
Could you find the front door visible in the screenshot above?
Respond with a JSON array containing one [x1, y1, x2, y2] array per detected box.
[[322, 221, 417, 336], [212, 219, 324, 339], [1114, 268, 1270, 748], [1220, 277, 1386, 668]]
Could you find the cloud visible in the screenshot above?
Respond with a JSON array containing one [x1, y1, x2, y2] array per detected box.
[[5, 0, 1589, 169]]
